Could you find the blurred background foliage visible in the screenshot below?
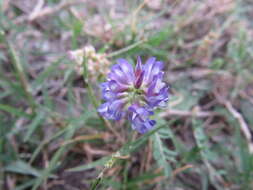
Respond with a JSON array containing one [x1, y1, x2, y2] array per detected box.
[[1, 0, 253, 189]]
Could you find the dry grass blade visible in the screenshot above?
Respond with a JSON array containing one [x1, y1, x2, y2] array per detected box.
[[214, 90, 253, 153], [61, 133, 108, 146], [224, 100, 253, 153], [160, 109, 218, 118], [14, 0, 86, 24], [172, 164, 194, 178]]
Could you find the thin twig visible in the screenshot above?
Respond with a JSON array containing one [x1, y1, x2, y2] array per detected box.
[[14, 0, 86, 24], [145, 139, 153, 171], [83, 144, 111, 156], [131, 0, 149, 34], [214, 91, 253, 153], [172, 164, 194, 178], [203, 159, 229, 190], [29, 0, 45, 21], [240, 91, 253, 105], [160, 109, 218, 118], [224, 100, 253, 153], [103, 118, 125, 144]]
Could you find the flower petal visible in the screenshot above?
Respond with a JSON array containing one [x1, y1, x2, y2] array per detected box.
[[102, 90, 116, 101], [128, 104, 155, 133], [98, 102, 110, 118], [134, 71, 144, 89], [135, 56, 142, 76], [108, 64, 125, 82], [148, 61, 164, 83], [108, 80, 128, 92], [147, 72, 166, 96], [146, 86, 169, 108], [117, 58, 135, 83], [143, 57, 156, 83], [117, 59, 134, 75]]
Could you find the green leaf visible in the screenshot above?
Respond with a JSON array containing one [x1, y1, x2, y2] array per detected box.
[[31, 124, 76, 190], [152, 132, 172, 177], [13, 180, 36, 190], [148, 26, 173, 47], [151, 120, 176, 177], [67, 156, 110, 172], [192, 119, 216, 161], [30, 108, 94, 189], [31, 58, 63, 90], [121, 120, 175, 155], [24, 112, 46, 142], [240, 100, 253, 127], [4, 160, 55, 178], [0, 104, 32, 118], [127, 170, 163, 187], [173, 79, 204, 111]]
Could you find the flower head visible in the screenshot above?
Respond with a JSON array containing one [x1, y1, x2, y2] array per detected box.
[[98, 57, 169, 133], [68, 45, 110, 80]]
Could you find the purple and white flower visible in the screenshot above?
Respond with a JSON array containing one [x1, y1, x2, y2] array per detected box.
[[98, 57, 169, 133]]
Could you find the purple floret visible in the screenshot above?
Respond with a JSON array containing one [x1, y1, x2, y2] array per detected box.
[[98, 56, 169, 133]]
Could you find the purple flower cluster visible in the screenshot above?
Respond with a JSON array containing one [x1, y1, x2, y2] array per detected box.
[[98, 57, 169, 133]]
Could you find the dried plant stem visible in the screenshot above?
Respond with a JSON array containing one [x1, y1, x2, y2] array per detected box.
[[145, 138, 153, 171], [82, 59, 124, 144], [29, 0, 45, 21], [160, 109, 218, 118], [131, 0, 149, 34], [214, 90, 253, 154], [224, 100, 253, 153], [203, 160, 229, 190], [14, 0, 85, 24], [91, 152, 129, 190]]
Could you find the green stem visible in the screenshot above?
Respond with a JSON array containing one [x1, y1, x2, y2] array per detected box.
[[82, 57, 124, 143], [0, 138, 3, 190], [82, 57, 99, 108], [107, 39, 146, 58], [90, 174, 103, 190], [87, 82, 100, 108], [2, 34, 36, 113]]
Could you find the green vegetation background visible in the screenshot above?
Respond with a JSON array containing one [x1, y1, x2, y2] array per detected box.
[[1, 0, 253, 189]]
